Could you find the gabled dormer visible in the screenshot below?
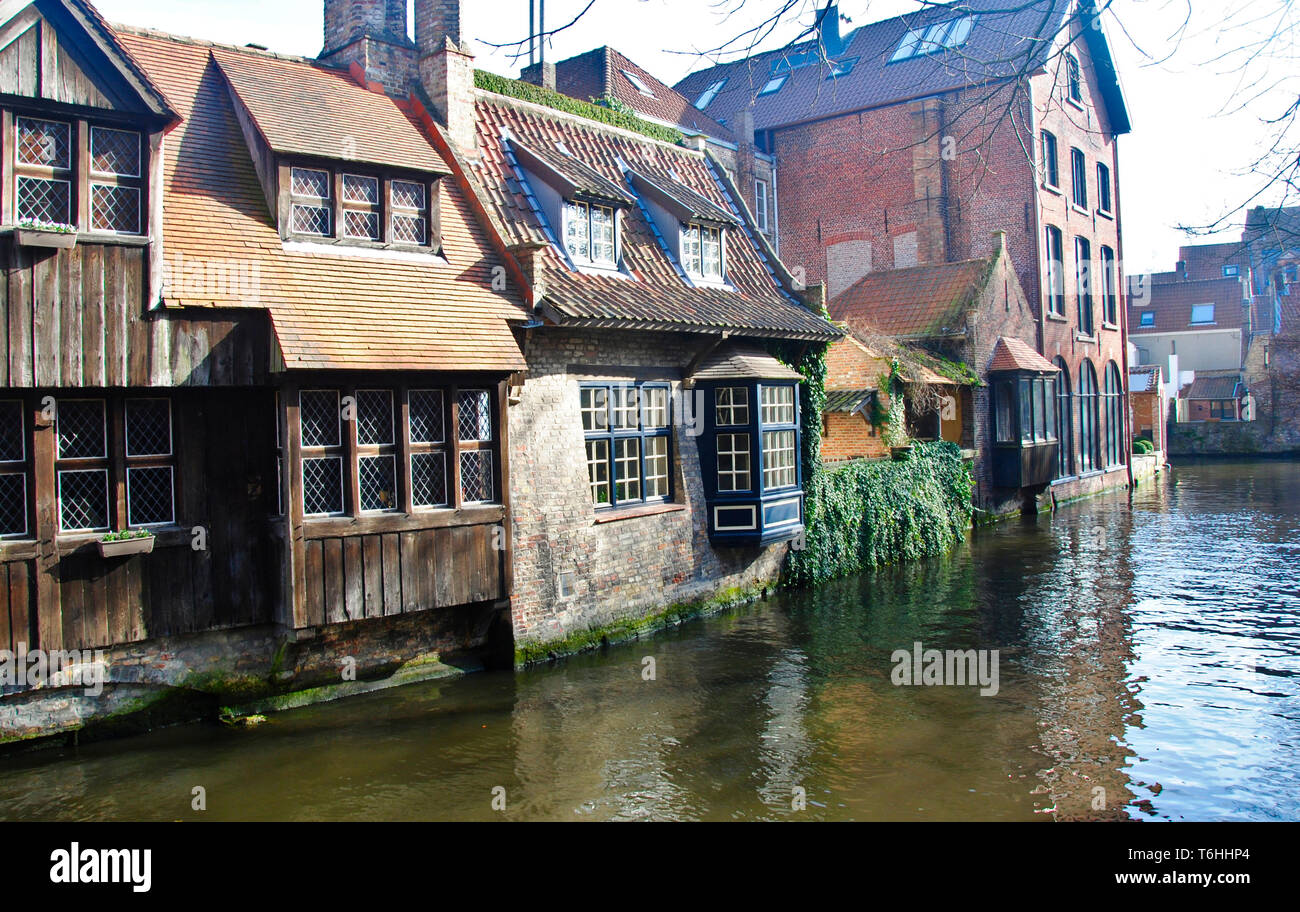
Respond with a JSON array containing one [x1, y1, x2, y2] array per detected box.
[[504, 134, 636, 274], [211, 48, 450, 257], [0, 0, 176, 243], [626, 167, 740, 288]]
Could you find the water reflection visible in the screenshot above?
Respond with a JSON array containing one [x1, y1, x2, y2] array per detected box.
[[1, 460, 1297, 821]]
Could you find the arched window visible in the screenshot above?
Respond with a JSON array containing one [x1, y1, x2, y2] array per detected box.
[[1104, 361, 1125, 467], [1054, 357, 1073, 478], [1078, 361, 1100, 473]]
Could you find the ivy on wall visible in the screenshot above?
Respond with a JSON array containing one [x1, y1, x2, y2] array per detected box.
[[785, 441, 975, 588], [474, 71, 685, 146]]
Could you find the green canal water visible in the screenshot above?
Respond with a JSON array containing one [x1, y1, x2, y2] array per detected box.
[[1, 459, 1298, 821]]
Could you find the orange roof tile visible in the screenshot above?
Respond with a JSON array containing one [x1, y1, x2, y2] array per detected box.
[[118, 28, 525, 374], [829, 258, 991, 338], [989, 337, 1059, 373]]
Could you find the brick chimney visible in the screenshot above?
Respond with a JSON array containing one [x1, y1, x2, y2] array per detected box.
[[416, 0, 477, 157], [321, 0, 415, 96], [520, 61, 557, 92]]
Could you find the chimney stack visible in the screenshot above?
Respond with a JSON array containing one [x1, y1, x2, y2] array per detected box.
[[520, 61, 557, 92], [321, 0, 415, 96], [817, 3, 844, 58], [416, 0, 477, 157]]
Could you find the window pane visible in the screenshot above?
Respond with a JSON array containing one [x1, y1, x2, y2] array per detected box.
[[581, 387, 609, 433], [716, 387, 750, 426], [358, 454, 398, 511], [392, 180, 427, 211], [996, 382, 1015, 443], [614, 437, 641, 502], [702, 227, 722, 279], [291, 168, 330, 199], [1034, 379, 1048, 441], [343, 209, 380, 240], [0, 473, 26, 537], [391, 214, 427, 245], [412, 452, 448, 507], [17, 176, 71, 225], [586, 440, 610, 505], [59, 468, 109, 531], [458, 390, 492, 442], [127, 466, 175, 526], [681, 225, 702, 274], [91, 127, 141, 177], [591, 205, 616, 265], [0, 401, 25, 463], [460, 450, 494, 503], [91, 184, 142, 234], [303, 456, 344, 515], [761, 385, 796, 425], [342, 174, 379, 204], [645, 437, 670, 499], [565, 202, 590, 260], [1019, 380, 1034, 444], [611, 386, 639, 430], [126, 399, 172, 457], [300, 391, 340, 448], [642, 387, 669, 429], [57, 400, 106, 459], [356, 390, 394, 446], [292, 204, 331, 236], [409, 390, 445, 444], [17, 117, 71, 168], [717, 432, 751, 492], [762, 430, 797, 489]]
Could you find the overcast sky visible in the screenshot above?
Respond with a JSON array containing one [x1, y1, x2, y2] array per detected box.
[[92, 0, 1294, 274]]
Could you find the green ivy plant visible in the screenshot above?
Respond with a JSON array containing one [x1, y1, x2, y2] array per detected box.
[[877, 359, 911, 449], [101, 529, 154, 543], [474, 71, 685, 146]]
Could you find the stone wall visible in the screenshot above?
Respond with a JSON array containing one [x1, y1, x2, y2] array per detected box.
[[507, 328, 788, 656]]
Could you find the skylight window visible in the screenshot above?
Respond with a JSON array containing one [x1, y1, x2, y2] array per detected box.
[[759, 74, 788, 95], [1190, 304, 1216, 325], [890, 15, 975, 62], [695, 79, 727, 109], [1140, 312, 1155, 327], [828, 56, 859, 78], [622, 70, 656, 98]]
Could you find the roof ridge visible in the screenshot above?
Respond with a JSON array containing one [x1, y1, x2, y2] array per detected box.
[[476, 88, 702, 156], [111, 22, 321, 66]]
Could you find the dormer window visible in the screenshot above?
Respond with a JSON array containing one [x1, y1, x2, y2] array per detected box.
[[565, 201, 617, 267], [681, 223, 723, 281], [6, 114, 145, 235], [284, 163, 438, 249]]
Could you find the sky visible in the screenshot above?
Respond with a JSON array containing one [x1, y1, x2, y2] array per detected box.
[[90, 0, 1296, 275]]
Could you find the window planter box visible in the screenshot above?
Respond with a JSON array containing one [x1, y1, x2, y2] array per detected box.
[[15, 227, 79, 249], [97, 534, 155, 558]]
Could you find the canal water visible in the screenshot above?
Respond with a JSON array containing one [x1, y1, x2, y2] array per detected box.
[[1, 460, 1297, 821]]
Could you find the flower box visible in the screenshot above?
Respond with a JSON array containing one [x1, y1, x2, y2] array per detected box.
[[15, 227, 79, 249], [97, 534, 155, 558]]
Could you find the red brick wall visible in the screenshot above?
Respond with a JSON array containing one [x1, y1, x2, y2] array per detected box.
[[822, 412, 889, 462]]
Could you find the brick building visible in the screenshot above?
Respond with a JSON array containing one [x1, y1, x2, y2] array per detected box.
[[678, 0, 1134, 506]]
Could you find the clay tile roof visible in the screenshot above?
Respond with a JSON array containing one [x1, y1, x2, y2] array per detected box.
[[627, 168, 741, 226], [471, 89, 838, 341], [119, 29, 524, 373], [1183, 373, 1243, 400], [828, 257, 990, 338], [1128, 365, 1161, 393], [989, 337, 1059, 373], [554, 47, 736, 143], [825, 389, 875, 414], [507, 136, 637, 206], [1127, 277, 1248, 334], [675, 0, 1128, 136], [690, 343, 806, 382], [210, 48, 449, 174]]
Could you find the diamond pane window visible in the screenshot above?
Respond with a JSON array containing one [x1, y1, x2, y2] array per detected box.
[[90, 127, 141, 177], [126, 399, 171, 457], [57, 400, 106, 459], [291, 167, 332, 237], [391, 214, 427, 245], [301, 391, 340, 448], [17, 177, 71, 225], [58, 469, 109, 531], [303, 456, 344, 515], [460, 450, 494, 503], [716, 387, 749, 427], [717, 433, 751, 492], [127, 466, 174, 526], [0, 473, 26, 537], [0, 401, 24, 464], [343, 174, 379, 204], [17, 117, 70, 168], [409, 390, 445, 443], [411, 452, 448, 507], [393, 180, 426, 210], [358, 454, 398, 511], [91, 184, 141, 234], [458, 390, 492, 442], [356, 390, 394, 446], [342, 174, 380, 240], [762, 430, 797, 490], [293, 204, 331, 236], [761, 386, 796, 426], [343, 209, 380, 240], [391, 180, 428, 246], [292, 168, 330, 199]]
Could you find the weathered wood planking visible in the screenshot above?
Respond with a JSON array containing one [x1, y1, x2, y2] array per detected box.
[[1, 244, 269, 388], [0, 15, 115, 110], [0, 560, 34, 650]]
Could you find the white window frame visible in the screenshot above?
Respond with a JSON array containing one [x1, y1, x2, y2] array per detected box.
[[755, 179, 770, 232]]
